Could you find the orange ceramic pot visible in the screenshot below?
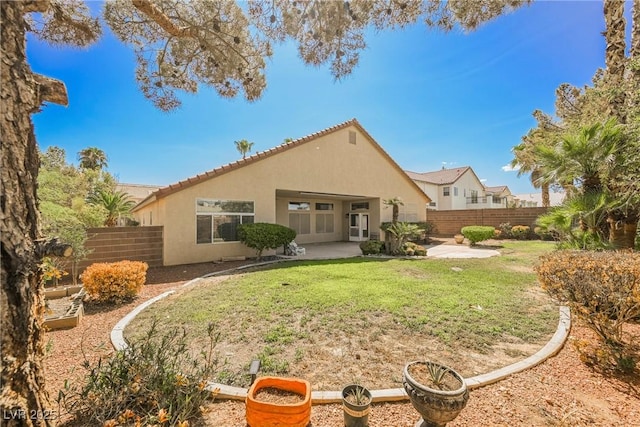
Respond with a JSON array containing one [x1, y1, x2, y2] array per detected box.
[[246, 376, 311, 427]]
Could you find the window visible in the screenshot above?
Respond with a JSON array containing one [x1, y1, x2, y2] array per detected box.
[[399, 203, 418, 222], [453, 187, 458, 197], [351, 201, 369, 210], [288, 201, 311, 211], [196, 215, 213, 243], [443, 187, 450, 196], [315, 202, 334, 211], [289, 213, 311, 234], [349, 130, 357, 145], [196, 199, 255, 244], [149, 211, 153, 226], [429, 202, 437, 207], [470, 190, 478, 204], [316, 213, 335, 233]]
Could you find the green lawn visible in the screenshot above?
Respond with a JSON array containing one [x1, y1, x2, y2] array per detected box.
[[126, 241, 558, 389]]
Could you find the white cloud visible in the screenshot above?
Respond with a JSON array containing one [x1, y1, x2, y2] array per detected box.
[[502, 164, 520, 172], [480, 178, 487, 183]]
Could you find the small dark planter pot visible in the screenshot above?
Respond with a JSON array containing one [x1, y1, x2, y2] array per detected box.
[[403, 361, 469, 427], [342, 384, 372, 427]]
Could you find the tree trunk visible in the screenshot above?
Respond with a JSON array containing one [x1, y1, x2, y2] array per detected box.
[[623, 215, 639, 250], [1, 2, 54, 425], [541, 182, 550, 208], [631, 0, 639, 68], [603, 0, 627, 122], [608, 213, 625, 249]]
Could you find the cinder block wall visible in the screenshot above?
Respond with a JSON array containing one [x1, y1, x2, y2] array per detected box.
[[426, 207, 549, 236], [76, 226, 164, 271]]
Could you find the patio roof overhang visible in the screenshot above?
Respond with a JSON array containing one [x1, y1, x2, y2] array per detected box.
[[275, 189, 371, 200]]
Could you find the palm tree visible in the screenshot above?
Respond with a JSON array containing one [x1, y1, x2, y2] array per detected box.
[[234, 139, 254, 159], [511, 110, 567, 207], [88, 189, 135, 227], [535, 120, 622, 196], [383, 197, 404, 224], [603, 0, 627, 122], [512, 130, 551, 207], [78, 147, 108, 170], [537, 191, 612, 250], [535, 119, 628, 245]]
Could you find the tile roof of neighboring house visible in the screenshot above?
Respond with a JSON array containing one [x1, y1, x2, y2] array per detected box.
[[134, 118, 430, 210], [405, 166, 472, 185], [484, 185, 509, 194], [116, 183, 162, 203]]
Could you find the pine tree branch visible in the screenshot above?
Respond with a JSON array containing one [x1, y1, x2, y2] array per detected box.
[[33, 73, 68, 106], [132, 0, 196, 38]]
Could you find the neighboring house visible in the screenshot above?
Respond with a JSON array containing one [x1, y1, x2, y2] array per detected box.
[[406, 166, 511, 210], [116, 183, 162, 205], [513, 191, 565, 208], [133, 119, 431, 266], [483, 185, 514, 208], [115, 183, 162, 226]]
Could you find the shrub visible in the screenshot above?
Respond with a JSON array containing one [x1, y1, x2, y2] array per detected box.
[[58, 320, 221, 426], [536, 251, 640, 372], [82, 261, 148, 303], [534, 226, 556, 241], [40, 256, 68, 287], [385, 222, 424, 254], [510, 225, 531, 240], [381, 221, 435, 237], [460, 226, 495, 245], [402, 242, 427, 256], [359, 240, 385, 255], [238, 223, 296, 260], [498, 222, 513, 239]]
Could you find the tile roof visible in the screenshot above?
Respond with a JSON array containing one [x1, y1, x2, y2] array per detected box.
[[405, 166, 472, 185], [134, 118, 429, 209], [484, 185, 509, 194], [116, 183, 162, 203]]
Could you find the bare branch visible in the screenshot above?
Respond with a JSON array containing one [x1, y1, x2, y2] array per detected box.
[[33, 74, 68, 106], [36, 238, 73, 258], [132, 0, 196, 38]]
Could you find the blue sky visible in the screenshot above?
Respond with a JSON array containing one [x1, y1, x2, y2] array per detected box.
[[28, 1, 624, 194]]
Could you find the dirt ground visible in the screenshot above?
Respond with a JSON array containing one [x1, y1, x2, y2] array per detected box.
[[44, 259, 640, 426]]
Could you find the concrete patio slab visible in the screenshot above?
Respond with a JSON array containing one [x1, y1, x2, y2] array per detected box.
[[426, 244, 500, 259]]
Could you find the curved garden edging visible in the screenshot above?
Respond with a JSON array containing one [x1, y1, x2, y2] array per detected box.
[[110, 263, 571, 403]]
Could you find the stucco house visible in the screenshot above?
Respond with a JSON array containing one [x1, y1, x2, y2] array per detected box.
[[133, 119, 430, 266], [483, 185, 514, 207], [513, 191, 565, 208], [406, 166, 512, 210], [116, 183, 162, 205]]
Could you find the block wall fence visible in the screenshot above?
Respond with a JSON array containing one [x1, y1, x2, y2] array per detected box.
[[426, 207, 549, 236], [75, 226, 163, 272], [70, 209, 549, 273]]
